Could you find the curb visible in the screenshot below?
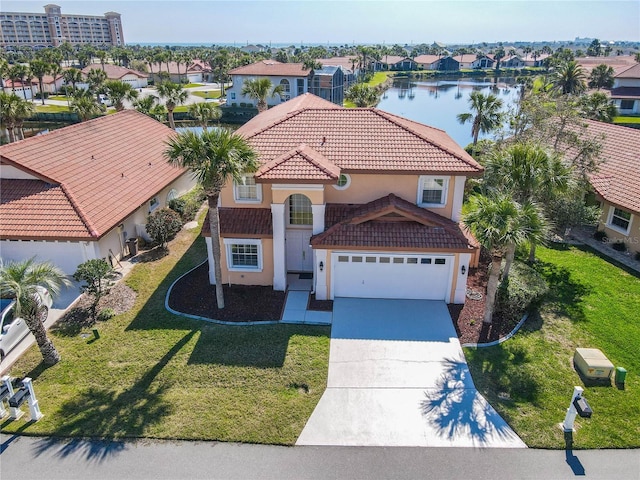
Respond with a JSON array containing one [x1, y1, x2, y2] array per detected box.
[[461, 312, 529, 348]]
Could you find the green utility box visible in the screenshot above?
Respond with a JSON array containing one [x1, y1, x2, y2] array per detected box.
[[615, 367, 627, 385]]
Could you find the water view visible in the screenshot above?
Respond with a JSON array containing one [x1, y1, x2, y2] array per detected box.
[[376, 77, 521, 148]]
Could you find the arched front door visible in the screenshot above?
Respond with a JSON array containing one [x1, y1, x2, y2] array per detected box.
[[285, 194, 313, 272]]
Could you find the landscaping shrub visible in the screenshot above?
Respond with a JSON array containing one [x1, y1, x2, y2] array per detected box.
[[146, 207, 183, 249], [168, 186, 205, 223], [35, 92, 49, 99], [495, 262, 549, 324], [593, 230, 607, 241], [97, 308, 116, 321], [73, 259, 118, 322], [612, 241, 627, 252]]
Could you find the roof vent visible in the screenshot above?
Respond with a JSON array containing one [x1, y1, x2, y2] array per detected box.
[[321, 136, 326, 146]]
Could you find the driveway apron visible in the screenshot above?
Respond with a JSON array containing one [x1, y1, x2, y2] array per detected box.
[[296, 298, 526, 448]]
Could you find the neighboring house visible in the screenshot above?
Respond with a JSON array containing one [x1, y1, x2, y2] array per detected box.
[[316, 56, 360, 87], [451, 55, 475, 69], [0, 110, 196, 274], [148, 61, 207, 84], [438, 56, 460, 72], [226, 60, 313, 108], [501, 55, 525, 68], [2, 80, 35, 100], [583, 120, 640, 256], [522, 53, 550, 67], [374, 56, 416, 71], [610, 63, 640, 115], [576, 55, 637, 75], [413, 54, 442, 70], [80, 64, 149, 89], [240, 44, 266, 54], [203, 93, 482, 303], [471, 55, 495, 69], [309, 66, 345, 105]]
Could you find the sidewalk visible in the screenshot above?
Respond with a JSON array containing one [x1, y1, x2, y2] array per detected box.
[[1, 435, 638, 480], [568, 226, 640, 274]]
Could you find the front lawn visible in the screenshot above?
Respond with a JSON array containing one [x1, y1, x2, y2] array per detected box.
[[191, 90, 221, 99], [613, 116, 640, 125], [466, 244, 640, 448], [1, 213, 330, 444], [35, 104, 70, 113]]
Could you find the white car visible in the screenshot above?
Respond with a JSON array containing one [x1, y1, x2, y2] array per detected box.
[[0, 287, 52, 361]]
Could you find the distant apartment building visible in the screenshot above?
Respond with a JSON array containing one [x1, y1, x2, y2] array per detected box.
[[0, 4, 124, 49]]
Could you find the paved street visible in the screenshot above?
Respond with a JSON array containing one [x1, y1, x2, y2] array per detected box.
[[1, 435, 638, 480]]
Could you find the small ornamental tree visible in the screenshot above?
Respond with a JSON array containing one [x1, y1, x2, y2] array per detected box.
[[73, 259, 118, 322], [146, 207, 183, 249]]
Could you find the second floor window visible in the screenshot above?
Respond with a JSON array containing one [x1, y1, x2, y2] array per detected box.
[[289, 194, 312, 225], [418, 176, 449, 207], [234, 175, 261, 202]]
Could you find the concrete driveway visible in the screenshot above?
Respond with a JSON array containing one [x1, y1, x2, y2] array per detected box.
[[296, 298, 526, 448]]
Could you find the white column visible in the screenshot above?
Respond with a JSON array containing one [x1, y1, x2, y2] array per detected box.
[[314, 249, 328, 300], [312, 204, 325, 235], [271, 203, 287, 291], [454, 253, 471, 304], [451, 176, 467, 222], [205, 237, 216, 285]]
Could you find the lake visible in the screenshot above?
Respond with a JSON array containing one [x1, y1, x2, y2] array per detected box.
[[376, 77, 521, 148]]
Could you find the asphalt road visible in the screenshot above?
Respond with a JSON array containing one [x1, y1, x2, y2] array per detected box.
[[1, 435, 638, 480]]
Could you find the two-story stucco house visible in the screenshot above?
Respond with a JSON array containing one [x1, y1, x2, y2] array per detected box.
[[611, 63, 640, 116], [0, 110, 196, 274], [203, 94, 482, 303]]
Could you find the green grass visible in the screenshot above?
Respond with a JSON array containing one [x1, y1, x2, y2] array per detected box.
[[1, 211, 330, 444], [48, 95, 70, 101], [613, 116, 640, 124], [35, 104, 71, 113], [367, 71, 394, 88], [190, 90, 222, 100], [466, 245, 640, 448], [183, 83, 204, 88]]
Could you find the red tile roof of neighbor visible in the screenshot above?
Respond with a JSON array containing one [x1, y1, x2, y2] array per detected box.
[[82, 63, 148, 79], [582, 120, 640, 214], [256, 144, 341, 183], [238, 93, 482, 176], [312, 194, 474, 250], [0, 110, 189, 240], [615, 63, 640, 79], [228, 60, 311, 77], [413, 55, 441, 65], [577, 56, 637, 75], [201, 208, 272, 237]]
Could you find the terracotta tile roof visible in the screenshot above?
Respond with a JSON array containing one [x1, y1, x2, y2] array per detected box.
[[201, 208, 272, 237], [228, 60, 310, 77], [313, 194, 474, 250], [255, 144, 340, 183], [614, 63, 640, 78], [237, 94, 482, 175], [413, 55, 442, 65], [380, 56, 410, 65], [0, 110, 188, 240], [82, 64, 147, 79], [610, 87, 640, 99], [148, 61, 205, 75], [579, 119, 640, 213], [577, 56, 637, 74], [0, 179, 90, 239]]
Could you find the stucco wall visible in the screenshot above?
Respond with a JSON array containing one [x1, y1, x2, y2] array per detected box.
[[598, 203, 640, 255], [217, 237, 275, 286]]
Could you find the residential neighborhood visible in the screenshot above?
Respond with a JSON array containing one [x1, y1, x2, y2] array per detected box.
[[0, 1, 639, 478]]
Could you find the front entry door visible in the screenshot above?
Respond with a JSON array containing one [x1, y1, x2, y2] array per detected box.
[[286, 229, 313, 272]]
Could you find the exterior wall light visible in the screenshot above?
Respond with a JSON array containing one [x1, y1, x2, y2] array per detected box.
[[319, 261, 324, 272], [461, 265, 466, 275]]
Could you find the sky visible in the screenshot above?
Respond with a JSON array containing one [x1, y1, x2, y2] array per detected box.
[[2, 0, 639, 46]]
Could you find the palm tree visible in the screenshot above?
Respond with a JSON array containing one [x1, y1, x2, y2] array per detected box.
[[579, 92, 618, 123], [29, 58, 51, 105], [8, 64, 30, 100], [0, 258, 71, 366], [188, 102, 222, 131], [552, 60, 586, 95], [345, 83, 379, 107], [164, 129, 258, 309], [133, 95, 167, 121], [86, 67, 107, 102], [71, 92, 105, 121], [493, 47, 506, 73], [463, 194, 544, 324], [0, 92, 34, 142], [156, 81, 188, 129], [483, 143, 569, 264], [457, 91, 504, 147], [241, 78, 285, 112], [103, 80, 138, 111], [588, 64, 615, 90]]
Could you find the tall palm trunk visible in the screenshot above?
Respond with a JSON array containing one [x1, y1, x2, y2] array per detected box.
[[167, 106, 176, 129], [503, 243, 516, 281], [483, 254, 503, 324], [528, 241, 537, 264], [207, 193, 225, 309], [26, 308, 61, 366]]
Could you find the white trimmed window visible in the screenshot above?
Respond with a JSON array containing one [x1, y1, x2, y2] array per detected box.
[[224, 238, 263, 271], [418, 176, 449, 207], [333, 173, 351, 190], [149, 196, 160, 212], [279, 79, 290, 101], [607, 206, 632, 234], [233, 175, 262, 203], [289, 194, 313, 225], [167, 189, 178, 203]]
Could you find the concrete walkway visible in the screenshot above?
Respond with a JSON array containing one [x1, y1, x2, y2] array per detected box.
[[297, 298, 525, 448], [569, 226, 640, 274]]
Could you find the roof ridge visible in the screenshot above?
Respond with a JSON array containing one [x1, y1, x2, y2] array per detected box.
[[615, 63, 640, 77], [371, 109, 482, 171], [297, 144, 340, 177], [59, 183, 99, 238], [0, 156, 60, 184], [243, 108, 308, 139]]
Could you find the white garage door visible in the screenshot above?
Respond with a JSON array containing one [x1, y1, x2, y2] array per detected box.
[[332, 253, 453, 300]]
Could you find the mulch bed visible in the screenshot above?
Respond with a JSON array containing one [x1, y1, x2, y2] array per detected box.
[[168, 262, 286, 322], [448, 250, 518, 345], [308, 294, 333, 312]]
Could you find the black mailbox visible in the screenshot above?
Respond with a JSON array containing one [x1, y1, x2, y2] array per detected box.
[[0, 384, 10, 399], [573, 396, 593, 418], [8, 387, 29, 408]]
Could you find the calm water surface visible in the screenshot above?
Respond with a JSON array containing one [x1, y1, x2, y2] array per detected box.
[[376, 77, 521, 148]]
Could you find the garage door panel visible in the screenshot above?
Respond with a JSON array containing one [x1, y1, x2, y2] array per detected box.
[[333, 253, 452, 301]]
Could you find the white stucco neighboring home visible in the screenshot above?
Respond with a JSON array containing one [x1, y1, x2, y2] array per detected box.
[[80, 63, 149, 89], [226, 60, 312, 108], [413, 54, 441, 70], [0, 110, 197, 274], [203, 94, 482, 304], [610, 63, 640, 115]]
